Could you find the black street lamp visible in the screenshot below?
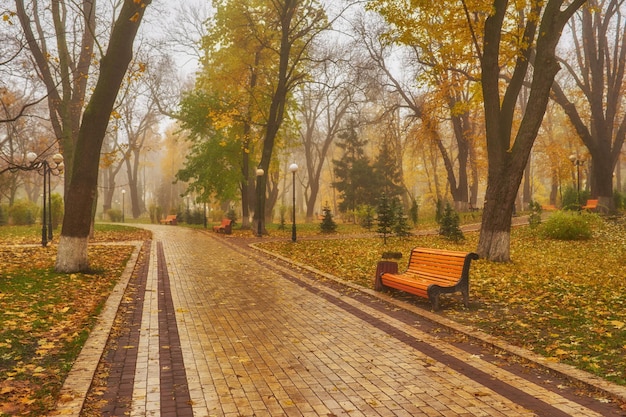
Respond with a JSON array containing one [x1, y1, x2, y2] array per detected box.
[[289, 163, 298, 242], [256, 167, 264, 237], [24, 152, 64, 246], [569, 154, 585, 207]]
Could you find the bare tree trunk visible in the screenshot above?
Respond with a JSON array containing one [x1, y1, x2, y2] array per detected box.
[[56, 0, 151, 272]]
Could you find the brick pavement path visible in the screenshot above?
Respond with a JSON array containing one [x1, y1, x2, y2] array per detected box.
[[58, 225, 626, 417]]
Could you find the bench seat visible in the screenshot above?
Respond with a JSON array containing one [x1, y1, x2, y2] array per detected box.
[[582, 199, 598, 210], [213, 218, 232, 234], [160, 214, 177, 225], [378, 248, 478, 310]]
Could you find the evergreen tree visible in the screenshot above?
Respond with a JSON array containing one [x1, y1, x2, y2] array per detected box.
[[376, 193, 394, 244], [372, 140, 404, 200], [392, 198, 412, 237], [439, 202, 464, 242], [332, 119, 376, 215], [319, 205, 337, 233]]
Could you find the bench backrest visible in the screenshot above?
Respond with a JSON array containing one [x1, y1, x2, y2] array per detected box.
[[221, 218, 232, 226], [407, 248, 476, 285], [584, 199, 598, 207]]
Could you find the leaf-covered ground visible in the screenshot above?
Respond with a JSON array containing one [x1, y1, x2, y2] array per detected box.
[[0, 224, 149, 417], [259, 218, 626, 386]]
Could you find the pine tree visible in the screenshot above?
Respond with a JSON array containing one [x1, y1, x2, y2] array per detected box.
[[438, 202, 464, 242], [332, 118, 376, 215], [376, 193, 394, 244], [319, 205, 337, 233], [392, 198, 412, 237]]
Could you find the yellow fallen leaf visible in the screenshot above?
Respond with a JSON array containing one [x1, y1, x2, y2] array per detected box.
[[609, 320, 624, 329]]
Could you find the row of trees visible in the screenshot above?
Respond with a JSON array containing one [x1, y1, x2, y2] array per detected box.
[[2, 0, 625, 270]]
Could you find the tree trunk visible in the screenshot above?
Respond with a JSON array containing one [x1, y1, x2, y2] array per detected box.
[[56, 0, 151, 272], [477, 0, 584, 261]]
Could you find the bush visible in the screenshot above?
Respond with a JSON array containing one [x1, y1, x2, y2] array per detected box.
[[9, 199, 39, 225], [107, 208, 123, 222], [528, 200, 542, 229], [438, 202, 464, 242], [319, 205, 337, 233], [357, 204, 375, 230], [561, 186, 590, 211], [540, 211, 594, 240]]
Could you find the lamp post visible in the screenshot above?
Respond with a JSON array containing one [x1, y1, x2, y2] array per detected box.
[[23, 152, 64, 246], [289, 163, 298, 242], [121, 189, 126, 223], [256, 167, 264, 237], [569, 154, 585, 207]]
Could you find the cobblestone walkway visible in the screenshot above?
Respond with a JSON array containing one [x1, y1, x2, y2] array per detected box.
[[56, 225, 626, 417]]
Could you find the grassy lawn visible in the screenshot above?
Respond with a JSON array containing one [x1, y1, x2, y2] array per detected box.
[[0, 224, 150, 417], [258, 215, 626, 386]]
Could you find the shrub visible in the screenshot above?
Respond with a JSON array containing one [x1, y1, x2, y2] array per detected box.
[[438, 202, 464, 242], [107, 208, 123, 222], [528, 200, 542, 229], [357, 204, 375, 230], [561, 186, 590, 211], [278, 205, 287, 230], [540, 211, 593, 240], [319, 205, 337, 233], [9, 199, 39, 225]]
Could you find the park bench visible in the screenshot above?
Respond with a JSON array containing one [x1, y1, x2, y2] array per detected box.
[[212, 218, 233, 234], [541, 204, 557, 211], [582, 199, 598, 211], [376, 247, 479, 311], [160, 214, 177, 225]]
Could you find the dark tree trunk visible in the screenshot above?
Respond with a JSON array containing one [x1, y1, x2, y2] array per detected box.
[[477, 0, 584, 261], [56, 0, 152, 272]]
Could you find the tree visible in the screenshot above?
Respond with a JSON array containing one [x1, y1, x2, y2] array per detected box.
[[55, 0, 152, 272], [475, 0, 585, 261], [319, 204, 337, 233], [372, 140, 404, 199], [254, 0, 328, 235], [332, 118, 376, 216], [551, 1, 626, 211], [296, 43, 358, 222], [438, 201, 464, 242], [357, 6, 481, 209], [376, 192, 394, 244]]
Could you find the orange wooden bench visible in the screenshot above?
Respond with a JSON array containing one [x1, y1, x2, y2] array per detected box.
[[375, 248, 479, 310], [582, 199, 598, 210], [160, 214, 177, 225], [541, 204, 557, 211], [212, 218, 233, 234]]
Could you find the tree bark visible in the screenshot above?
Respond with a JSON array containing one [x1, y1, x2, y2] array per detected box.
[[56, 0, 152, 272], [477, 0, 584, 262]]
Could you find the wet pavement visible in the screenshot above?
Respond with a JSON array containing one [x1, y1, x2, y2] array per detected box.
[[52, 225, 626, 416]]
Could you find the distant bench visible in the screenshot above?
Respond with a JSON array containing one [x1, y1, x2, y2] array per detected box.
[[212, 218, 232, 234], [160, 214, 177, 225], [375, 248, 479, 311], [582, 199, 598, 211]]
